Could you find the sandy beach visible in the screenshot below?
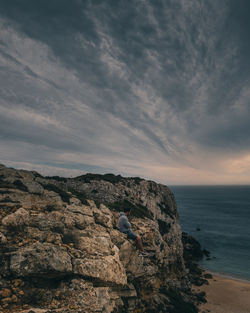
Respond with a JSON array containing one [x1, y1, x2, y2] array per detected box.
[[194, 273, 250, 313]]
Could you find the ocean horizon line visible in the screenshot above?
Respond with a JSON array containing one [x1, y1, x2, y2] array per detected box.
[[170, 184, 250, 187]]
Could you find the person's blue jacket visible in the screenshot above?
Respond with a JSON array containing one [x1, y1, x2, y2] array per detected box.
[[118, 212, 131, 233]]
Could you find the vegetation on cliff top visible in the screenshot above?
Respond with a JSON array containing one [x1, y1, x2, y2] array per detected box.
[[108, 199, 153, 219]]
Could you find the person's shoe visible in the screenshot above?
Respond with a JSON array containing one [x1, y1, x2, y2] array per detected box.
[[138, 251, 148, 257]]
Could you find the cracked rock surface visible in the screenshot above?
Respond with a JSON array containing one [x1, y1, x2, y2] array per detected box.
[[0, 164, 199, 313]]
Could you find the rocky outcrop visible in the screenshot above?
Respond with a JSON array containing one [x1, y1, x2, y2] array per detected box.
[[0, 164, 202, 312], [182, 232, 211, 288]]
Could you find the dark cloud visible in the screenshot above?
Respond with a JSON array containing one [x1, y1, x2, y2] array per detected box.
[[1, 0, 250, 182]]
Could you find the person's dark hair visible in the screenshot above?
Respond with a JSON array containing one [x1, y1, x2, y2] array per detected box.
[[124, 207, 131, 213]]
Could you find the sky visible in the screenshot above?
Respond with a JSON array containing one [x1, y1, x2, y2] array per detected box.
[[0, 0, 250, 185]]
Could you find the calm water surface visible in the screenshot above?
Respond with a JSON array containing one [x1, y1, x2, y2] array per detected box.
[[170, 185, 250, 280]]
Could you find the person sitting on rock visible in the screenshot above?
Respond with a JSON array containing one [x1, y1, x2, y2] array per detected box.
[[118, 207, 148, 256]]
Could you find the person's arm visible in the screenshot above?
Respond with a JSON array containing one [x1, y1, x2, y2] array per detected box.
[[124, 216, 131, 229]]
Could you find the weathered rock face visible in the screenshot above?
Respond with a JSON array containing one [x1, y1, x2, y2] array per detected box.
[[0, 165, 199, 313]]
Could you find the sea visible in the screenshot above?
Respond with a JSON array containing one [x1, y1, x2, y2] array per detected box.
[[170, 185, 250, 281]]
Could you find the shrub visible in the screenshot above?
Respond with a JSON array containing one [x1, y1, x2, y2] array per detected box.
[[108, 200, 152, 219], [67, 188, 89, 205], [157, 219, 171, 236], [130, 176, 143, 185], [13, 180, 28, 192], [75, 173, 124, 184], [42, 184, 71, 203], [45, 176, 68, 182]]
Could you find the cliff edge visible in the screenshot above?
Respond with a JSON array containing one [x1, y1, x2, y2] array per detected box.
[[0, 165, 204, 313]]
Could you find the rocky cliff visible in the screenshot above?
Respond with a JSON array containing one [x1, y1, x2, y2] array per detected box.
[[0, 164, 205, 313]]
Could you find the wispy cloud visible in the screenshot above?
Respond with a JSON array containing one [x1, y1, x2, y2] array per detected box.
[[0, 0, 250, 184]]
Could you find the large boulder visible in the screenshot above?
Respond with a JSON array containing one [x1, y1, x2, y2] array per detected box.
[[2, 208, 29, 228], [10, 243, 72, 277], [73, 246, 127, 285]]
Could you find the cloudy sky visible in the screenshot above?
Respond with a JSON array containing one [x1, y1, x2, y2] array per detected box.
[[1, 0, 250, 185]]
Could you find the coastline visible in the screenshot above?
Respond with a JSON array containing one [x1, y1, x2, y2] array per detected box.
[[207, 270, 250, 284], [194, 271, 250, 313]]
